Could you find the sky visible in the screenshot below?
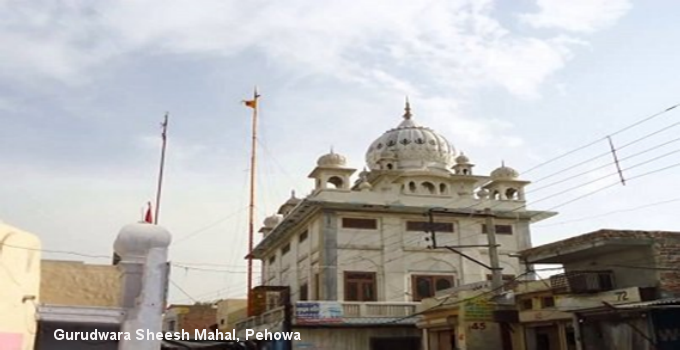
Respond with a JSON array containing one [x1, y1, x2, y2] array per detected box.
[[2, 0, 680, 304]]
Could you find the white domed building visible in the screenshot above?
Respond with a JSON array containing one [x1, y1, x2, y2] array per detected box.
[[241, 101, 556, 349]]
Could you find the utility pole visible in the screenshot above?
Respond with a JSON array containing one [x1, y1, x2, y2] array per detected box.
[[484, 207, 503, 294], [426, 208, 505, 295], [243, 87, 260, 316], [154, 112, 169, 225]]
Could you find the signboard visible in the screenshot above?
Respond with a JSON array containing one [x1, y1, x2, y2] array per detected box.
[[555, 287, 642, 311], [295, 302, 343, 324], [437, 281, 491, 296], [519, 309, 572, 323], [463, 298, 494, 321]]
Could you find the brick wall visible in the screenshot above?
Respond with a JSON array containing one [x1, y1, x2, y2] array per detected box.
[[177, 304, 217, 337], [652, 236, 680, 297], [521, 229, 680, 298]]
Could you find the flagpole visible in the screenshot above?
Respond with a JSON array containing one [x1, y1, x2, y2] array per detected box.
[[246, 87, 259, 316], [155, 112, 169, 225]]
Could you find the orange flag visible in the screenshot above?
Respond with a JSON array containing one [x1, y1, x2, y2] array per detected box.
[[243, 87, 260, 109]]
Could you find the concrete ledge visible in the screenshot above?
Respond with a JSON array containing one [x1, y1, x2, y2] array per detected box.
[[38, 304, 125, 324]]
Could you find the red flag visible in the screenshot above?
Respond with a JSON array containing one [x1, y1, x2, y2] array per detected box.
[[145, 202, 153, 223]]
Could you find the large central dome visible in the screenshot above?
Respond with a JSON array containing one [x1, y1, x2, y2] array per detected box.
[[365, 101, 456, 171]]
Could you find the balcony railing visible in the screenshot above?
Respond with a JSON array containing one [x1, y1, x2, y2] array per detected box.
[[550, 270, 615, 294], [235, 305, 285, 331], [235, 301, 419, 331], [339, 302, 417, 318]]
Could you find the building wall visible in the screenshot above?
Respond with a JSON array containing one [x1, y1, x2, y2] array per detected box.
[[560, 236, 680, 297], [163, 304, 217, 337], [652, 237, 680, 297], [294, 327, 421, 350], [41, 260, 121, 307], [0, 222, 41, 350], [262, 209, 529, 303], [216, 299, 247, 332]]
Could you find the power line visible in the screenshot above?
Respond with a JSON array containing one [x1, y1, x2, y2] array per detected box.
[[528, 134, 680, 194], [535, 197, 680, 228], [174, 206, 248, 244], [521, 103, 679, 176], [169, 279, 197, 303]]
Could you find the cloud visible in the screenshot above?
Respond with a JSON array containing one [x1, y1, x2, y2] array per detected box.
[[520, 0, 632, 33], [0, 0, 616, 100]]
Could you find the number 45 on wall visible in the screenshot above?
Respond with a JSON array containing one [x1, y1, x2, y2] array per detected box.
[[470, 322, 486, 330]]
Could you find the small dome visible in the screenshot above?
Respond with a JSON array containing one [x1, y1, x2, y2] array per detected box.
[[114, 222, 171, 260], [491, 162, 519, 180], [317, 150, 347, 168], [455, 152, 470, 164], [263, 214, 282, 228], [359, 167, 370, 178], [283, 192, 301, 206], [358, 180, 372, 191]]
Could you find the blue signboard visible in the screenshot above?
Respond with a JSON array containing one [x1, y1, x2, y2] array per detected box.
[[295, 302, 343, 324]]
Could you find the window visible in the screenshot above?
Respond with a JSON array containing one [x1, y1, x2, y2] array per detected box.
[[411, 275, 455, 301], [520, 299, 533, 310], [299, 230, 308, 243], [344, 272, 377, 301], [481, 224, 514, 235], [299, 282, 309, 301], [541, 296, 555, 308], [314, 273, 321, 300], [268, 255, 276, 265], [342, 218, 377, 230], [406, 221, 454, 233], [281, 243, 290, 255], [422, 182, 436, 194], [168, 320, 176, 331]]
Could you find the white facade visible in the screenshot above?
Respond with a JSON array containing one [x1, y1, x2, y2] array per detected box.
[[252, 102, 556, 305]]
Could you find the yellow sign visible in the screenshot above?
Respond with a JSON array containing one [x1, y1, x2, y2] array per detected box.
[[463, 298, 494, 321]]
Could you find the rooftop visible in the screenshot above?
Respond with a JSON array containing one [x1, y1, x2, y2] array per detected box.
[[520, 229, 680, 264]]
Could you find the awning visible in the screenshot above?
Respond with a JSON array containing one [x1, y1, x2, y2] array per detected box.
[[614, 298, 680, 309]]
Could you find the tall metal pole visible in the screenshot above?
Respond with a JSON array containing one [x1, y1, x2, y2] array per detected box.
[[485, 207, 503, 293], [154, 112, 169, 225], [245, 88, 260, 316]]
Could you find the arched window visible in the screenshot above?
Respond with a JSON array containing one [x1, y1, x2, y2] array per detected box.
[[506, 188, 518, 200], [409, 182, 417, 193], [327, 176, 344, 189], [439, 183, 447, 194], [386, 163, 393, 170], [422, 182, 436, 194]]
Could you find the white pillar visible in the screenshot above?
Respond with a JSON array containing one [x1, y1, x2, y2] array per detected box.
[[119, 248, 169, 350], [114, 222, 172, 350]]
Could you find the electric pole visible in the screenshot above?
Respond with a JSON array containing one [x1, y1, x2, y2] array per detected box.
[[485, 207, 503, 294], [426, 208, 505, 295]]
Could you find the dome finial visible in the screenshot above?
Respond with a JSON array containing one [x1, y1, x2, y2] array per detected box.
[[403, 96, 412, 120]]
